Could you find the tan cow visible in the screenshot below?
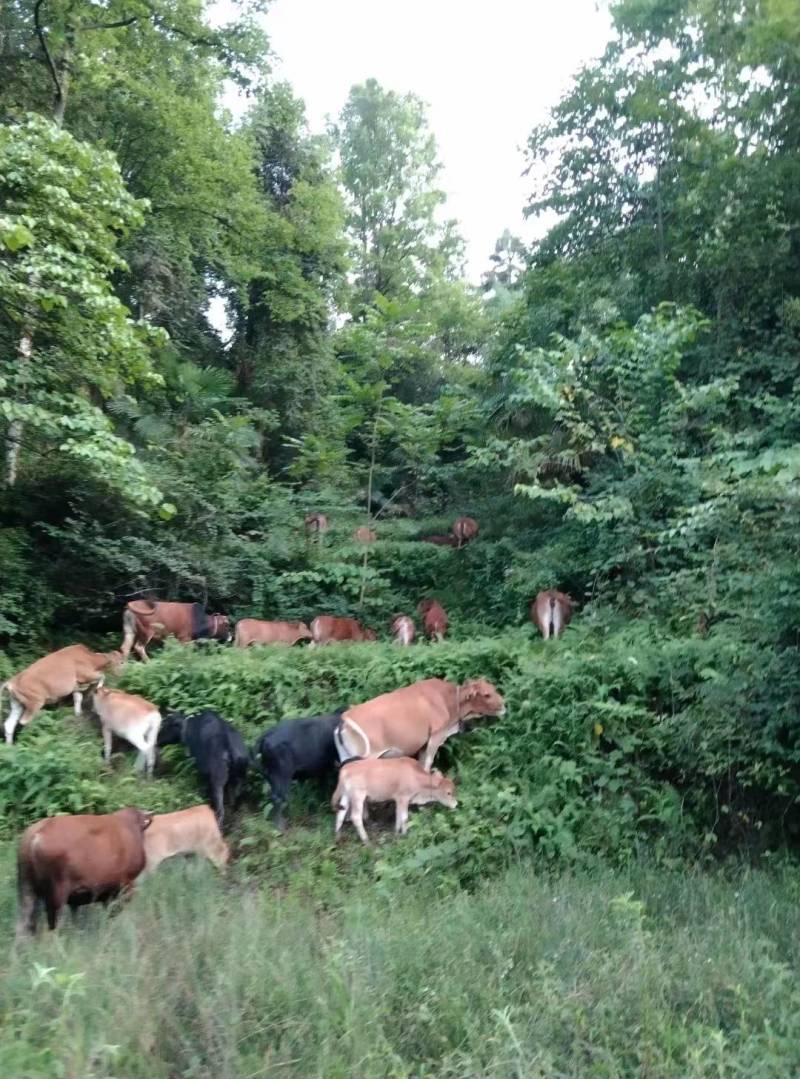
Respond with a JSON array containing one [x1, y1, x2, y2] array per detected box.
[[391, 615, 415, 646], [333, 757, 458, 844], [2, 644, 122, 744], [452, 516, 479, 548], [121, 600, 230, 662], [16, 807, 152, 933], [530, 589, 574, 640], [310, 616, 377, 645], [92, 686, 161, 775], [234, 619, 312, 648], [140, 805, 230, 877], [353, 526, 377, 543], [336, 677, 505, 772], [418, 598, 448, 641]]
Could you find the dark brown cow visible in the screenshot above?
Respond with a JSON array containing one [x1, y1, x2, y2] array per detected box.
[[452, 516, 479, 548], [16, 808, 152, 934], [417, 598, 448, 641], [391, 615, 415, 646], [120, 600, 230, 661], [310, 616, 377, 645], [3, 644, 121, 744], [530, 589, 575, 640], [353, 526, 377, 543], [234, 619, 312, 648], [336, 677, 505, 772], [419, 534, 457, 547]]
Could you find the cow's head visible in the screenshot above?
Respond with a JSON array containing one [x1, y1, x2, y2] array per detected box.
[[210, 614, 232, 642], [417, 598, 435, 615], [157, 711, 187, 746], [458, 678, 505, 723], [119, 807, 153, 833], [430, 768, 458, 808], [103, 649, 125, 672], [294, 622, 313, 642]]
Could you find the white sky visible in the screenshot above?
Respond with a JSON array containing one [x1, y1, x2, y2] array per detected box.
[[214, 0, 611, 281]]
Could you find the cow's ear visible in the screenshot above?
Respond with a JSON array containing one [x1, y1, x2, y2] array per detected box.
[[142, 813, 153, 831], [431, 768, 443, 778]]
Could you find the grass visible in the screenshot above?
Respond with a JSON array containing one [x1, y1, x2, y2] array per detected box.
[[2, 854, 800, 1077]]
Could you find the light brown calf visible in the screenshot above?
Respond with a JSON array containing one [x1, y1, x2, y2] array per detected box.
[[530, 589, 574, 640], [333, 757, 457, 844], [391, 615, 415, 646], [2, 644, 121, 744], [234, 619, 312, 648], [92, 686, 161, 775], [310, 615, 377, 645], [140, 805, 229, 877]]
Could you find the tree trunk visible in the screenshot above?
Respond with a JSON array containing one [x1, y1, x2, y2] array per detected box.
[[358, 412, 380, 610]]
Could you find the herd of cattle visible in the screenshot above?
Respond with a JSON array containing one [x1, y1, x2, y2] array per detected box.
[[3, 514, 575, 935]]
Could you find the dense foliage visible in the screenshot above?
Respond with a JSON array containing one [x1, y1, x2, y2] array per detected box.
[[1, 0, 800, 876]]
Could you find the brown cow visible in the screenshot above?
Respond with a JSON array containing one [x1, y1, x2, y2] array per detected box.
[[120, 600, 230, 661], [418, 598, 448, 641], [234, 619, 312, 648], [333, 758, 457, 844], [452, 516, 479, 548], [336, 676, 505, 772], [530, 589, 574, 640], [2, 644, 121, 745], [391, 615, 415, 646], [353, 526, 377, 543], [305, 513, 329, 544], [140, 805, 229, 878], [310, 616, 377, 645], [92, 687, 161, 775], [419, 534, 456, 547], [16, 807, 152, 934]]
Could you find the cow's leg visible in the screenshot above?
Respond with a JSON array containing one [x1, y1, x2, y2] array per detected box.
[[334, 791, 350, 839], [72, 691, 83, 716], [395, 799, 411, 835], [4, 695, 24, 744], [45, 885, 68, 931], [552, 604, 564, 639], [16, 876, 40, 936], [102, 724, 113, 763], [209, 772, 226, 828], [350, 793, 369, 844], [420, 721, 460, 772], [133, 640, 149, 662]]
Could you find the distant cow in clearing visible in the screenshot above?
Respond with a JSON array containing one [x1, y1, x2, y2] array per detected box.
[[530, 589, 575, 640], [310, 615, 377, 645], [353, 526, 377, 543], [419, 534, 456, 547], [2, 644, 121, 745], [254, 708, 345, 830], [92, 686, 161, 776], [16, 807, 152, 934], [335, 676, 505, 772], [417, 598, 448, 641], [305, 513, 329, 544], [234, 619, 312, 648], [121, 599, 230, 661], [391, 615, 415, 646], [157, 710, 249, 828], [452, 516, 479, 548], [140, 805, 229, 877], [333, 758, 458, 845]]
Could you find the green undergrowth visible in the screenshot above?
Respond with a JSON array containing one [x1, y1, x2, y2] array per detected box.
[[2, 620, 800, 885], [2, 858, 800, 1077]]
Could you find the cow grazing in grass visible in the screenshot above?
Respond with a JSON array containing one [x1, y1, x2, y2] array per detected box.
[[2, 644, 121, 745], [16, 807, 152, 933], [333, 758, 457, 844], [234, 619, 312, 648], [417, 598, 448, 641], [310, 616, 377, 645], [140, 806, 229, 877], [92, 687, 161, 776], [157, 710, 249, 828], [391, 615, 415, 646], [254, 709, 346, 830], [530, 589, 574, 640], [452, 516, 479, 548], [353, 526, 377, 543], [121, 600, 230, 661], [336, 677, 505, 772]]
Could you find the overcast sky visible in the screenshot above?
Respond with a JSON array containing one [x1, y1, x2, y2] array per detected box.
[[215, 0, 612, 282]]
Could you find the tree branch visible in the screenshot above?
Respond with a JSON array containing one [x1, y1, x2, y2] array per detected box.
[[33, 0, 63, 108], [80, 16, 141, 31]]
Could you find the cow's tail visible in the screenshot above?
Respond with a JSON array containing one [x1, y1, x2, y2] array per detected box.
[[336, 716, 370, 760], [0, 681, 8, 721], [120, 608, 137, 659]]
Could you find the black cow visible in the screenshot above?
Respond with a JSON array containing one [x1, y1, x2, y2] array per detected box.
[[157, 710, 249, 828], [254, 709, 345, 830]]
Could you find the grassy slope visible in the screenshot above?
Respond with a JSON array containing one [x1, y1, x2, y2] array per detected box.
[[2, 857, 800, 1077]]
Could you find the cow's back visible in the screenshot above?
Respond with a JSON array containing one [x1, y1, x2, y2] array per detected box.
[[20, 811, 146, 891], [343, 678, 453, 755], [12, 645, 98, 702], [129, 601, 193, 641]]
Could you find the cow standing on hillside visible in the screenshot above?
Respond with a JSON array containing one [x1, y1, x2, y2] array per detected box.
[[140, 806, 230, 877], [418, 598, 448, 641], [530, 589, 574, 640], [120, 599, 230, 661], [16, 808, 152, 933], [391, 615, 415, 646], [92, 686, 162, 775], [353, 526, 377, 543], [452, 516, 479, 548], [2, 644, 121, 744], [305, 513, 329, 546], [310, 616, 377, 645], [234, 619, 312, 648]]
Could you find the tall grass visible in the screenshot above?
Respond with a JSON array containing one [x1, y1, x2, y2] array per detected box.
[[2, 856, 800, 1077]]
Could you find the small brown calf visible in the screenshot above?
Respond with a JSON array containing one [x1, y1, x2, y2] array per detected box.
[[141, 805, 229, 877], [93, 686, 161, 775]]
